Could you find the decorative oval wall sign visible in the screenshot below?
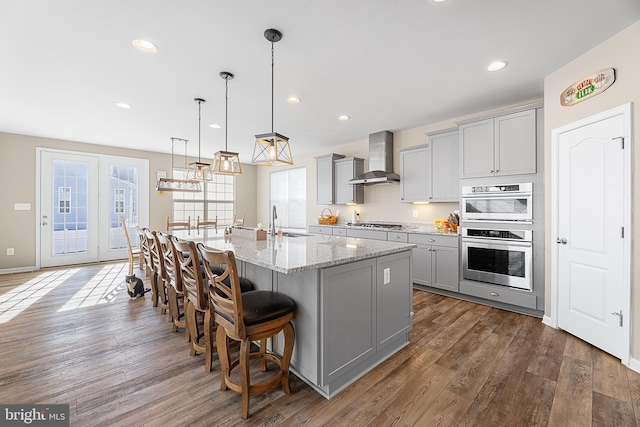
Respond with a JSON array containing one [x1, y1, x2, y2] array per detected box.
[[560, 68, 615, 106]]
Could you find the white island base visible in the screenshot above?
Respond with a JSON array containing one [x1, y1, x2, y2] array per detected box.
[[239, 250, 413, 399]]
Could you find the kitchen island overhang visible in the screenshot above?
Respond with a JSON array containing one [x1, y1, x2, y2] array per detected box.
[[196, 233, 416, 399]]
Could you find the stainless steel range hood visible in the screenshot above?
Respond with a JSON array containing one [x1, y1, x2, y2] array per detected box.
[[349, 131, 400, 185]]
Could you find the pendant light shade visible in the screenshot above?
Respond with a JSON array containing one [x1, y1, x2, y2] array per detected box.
[[187, 98, 213, 181], [252, 28, 293, 166], [211, 71, 242, 175]]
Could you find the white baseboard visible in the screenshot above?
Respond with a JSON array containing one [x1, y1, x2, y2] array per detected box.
[[627, 357, 640, 374], [542, 315, 556, 328], [0, 266, 38, 276]]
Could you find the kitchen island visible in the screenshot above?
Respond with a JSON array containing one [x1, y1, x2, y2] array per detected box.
[[191, 232, 415, 399]]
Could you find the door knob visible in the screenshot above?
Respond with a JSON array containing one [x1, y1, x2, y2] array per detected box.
[[556, 238, 567, 244]]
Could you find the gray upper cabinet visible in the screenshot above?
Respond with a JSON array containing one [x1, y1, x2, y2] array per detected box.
[[429, 129, 459, 201], [459, 109, 536, 178], [399, 129, 459, 203], [334, 157, 364, 204], [315, 153, 344, 204]]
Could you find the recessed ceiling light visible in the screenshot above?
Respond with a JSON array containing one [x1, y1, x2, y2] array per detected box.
[[132, 39, 159, 53], [487, 61, 507, 71], [338, 115, 350, 121], [432, 0, 447, 2], [287, 97, 301, 104], [209, 124, 221, 129], [116, 102, 131, 109]]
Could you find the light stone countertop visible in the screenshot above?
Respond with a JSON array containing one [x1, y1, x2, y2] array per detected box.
[[175, 232, 416, 274], [310, 223, 459, 237]]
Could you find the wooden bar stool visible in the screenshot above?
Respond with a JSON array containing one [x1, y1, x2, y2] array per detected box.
[[198, 244, 296, 419], [119, 216, 143, 276], [172, 237, 216, 371], [158, 232, 189, 341], [145, 229, 169, 314]]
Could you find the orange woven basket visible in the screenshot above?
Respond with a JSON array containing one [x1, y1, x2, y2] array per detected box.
[[318, 208, 337, 225]]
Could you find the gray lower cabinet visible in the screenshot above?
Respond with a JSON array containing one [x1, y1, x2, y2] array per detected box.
[[346, 228, 387, 241], [238, 251, 413, 398], [409, 234, 459, 292], [308, 225, 334, 235], [459, 281, 536, 310]]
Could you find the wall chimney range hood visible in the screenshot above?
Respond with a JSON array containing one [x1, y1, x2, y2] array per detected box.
[[349, 131, 400, 185]]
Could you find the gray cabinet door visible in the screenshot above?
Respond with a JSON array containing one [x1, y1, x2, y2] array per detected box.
[[399, 145, 429, 202], [346, 228, 387, 241], [494, 109, 536, 176], [459, 118, 494, 178], [377, 252, 412, 349], [430, 130, 459, 202], [315, 153, 344, 204], [321, 259, 376, 385], [411, 246, 433, 286], [334, 157, 364, 204], [431, 244, 459, 292]]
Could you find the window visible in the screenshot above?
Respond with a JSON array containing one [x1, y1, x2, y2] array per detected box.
[[269, 167, 306, 230], [58, 187, 71, 214], [172, 169, 235, 229], [114, 189, 125, 214]]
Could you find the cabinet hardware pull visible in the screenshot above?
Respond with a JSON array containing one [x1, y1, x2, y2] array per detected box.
[[490, 292, 499, 297], [428, 239, 435, 242], [489, 170, 494, 173]]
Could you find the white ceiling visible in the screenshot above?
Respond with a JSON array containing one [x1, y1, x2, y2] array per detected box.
[[2, 1, 639, 161]]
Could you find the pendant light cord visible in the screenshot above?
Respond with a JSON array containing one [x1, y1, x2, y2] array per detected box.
[[271, 41, 274, 133], [225, 77, 229, 151]]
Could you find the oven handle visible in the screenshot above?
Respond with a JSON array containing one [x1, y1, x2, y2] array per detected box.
[[462, 193, 532, 199], [462, 237, 533, 247]]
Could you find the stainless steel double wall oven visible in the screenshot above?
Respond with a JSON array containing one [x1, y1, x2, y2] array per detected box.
[[461, 183, 534, 291]]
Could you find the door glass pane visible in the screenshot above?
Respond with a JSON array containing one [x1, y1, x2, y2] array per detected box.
[[109, 165, 139, 250], [52, 160, 89, 255]]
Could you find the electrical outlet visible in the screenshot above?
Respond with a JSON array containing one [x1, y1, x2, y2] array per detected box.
[[412, 210, 418, 218], [7, 248, 14, 256], [383, 268, 390, 284]]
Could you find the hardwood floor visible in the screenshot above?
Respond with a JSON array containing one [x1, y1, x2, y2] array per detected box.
[[1, 261, 639, 426]]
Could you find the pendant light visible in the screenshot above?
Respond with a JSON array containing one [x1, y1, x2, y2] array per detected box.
[[251, 28, 293, 166], [186, 98, 213, 181], [155, 137, 202, 193], [211, 71, 242, 175]]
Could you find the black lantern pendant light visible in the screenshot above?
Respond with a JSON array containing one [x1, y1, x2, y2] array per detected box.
[[251, 28, 293, 166], [211, 71, 242, 175], [186, 97, 213, 181]]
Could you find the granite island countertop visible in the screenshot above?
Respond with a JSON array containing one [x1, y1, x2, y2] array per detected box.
[[185, 233, 416, 275]]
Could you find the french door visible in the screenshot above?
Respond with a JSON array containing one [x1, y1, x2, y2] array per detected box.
[[40, 151, 99, 267], [38, 149, 148, 268]]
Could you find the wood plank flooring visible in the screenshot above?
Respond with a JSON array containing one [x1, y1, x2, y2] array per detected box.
[[1, 261, 639, 426]]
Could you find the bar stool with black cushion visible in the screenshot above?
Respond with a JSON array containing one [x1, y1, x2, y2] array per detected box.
[[144, 229, 169, 314], [172, 237, 216, 371], [158, 232, 189, 341], [198, 244, 296, 419]]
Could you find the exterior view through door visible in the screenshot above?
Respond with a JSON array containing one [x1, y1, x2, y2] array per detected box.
[[551, 103, 631, 363]]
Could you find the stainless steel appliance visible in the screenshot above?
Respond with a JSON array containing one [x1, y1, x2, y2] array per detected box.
[[461, 227, 533, 290], [346, 222, 403, 229], [461, 183, 533, 222]]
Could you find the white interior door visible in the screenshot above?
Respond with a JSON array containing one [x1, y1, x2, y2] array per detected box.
[[40, 150, 99, 267], [555, 110, 628, 360]]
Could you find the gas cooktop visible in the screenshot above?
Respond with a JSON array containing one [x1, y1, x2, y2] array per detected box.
[[346, 222, 403, 230]]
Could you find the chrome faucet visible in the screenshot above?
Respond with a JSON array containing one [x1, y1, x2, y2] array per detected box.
[[271, 205, 278, 237]]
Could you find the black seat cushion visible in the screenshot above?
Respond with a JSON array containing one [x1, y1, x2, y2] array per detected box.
[[216, 290, 296, 326]]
